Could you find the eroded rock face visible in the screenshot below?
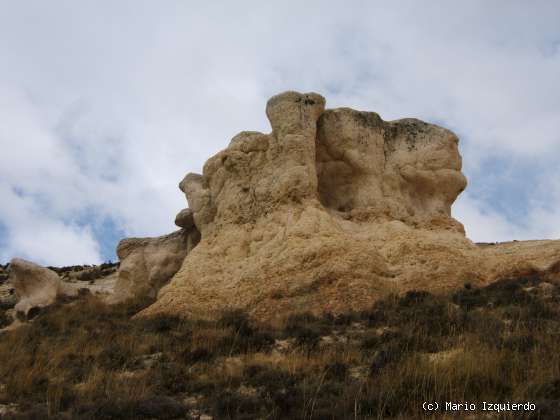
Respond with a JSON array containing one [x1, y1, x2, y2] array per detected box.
[[316, 110, 467, 231], [8, 258, 76, 318], [112, 228, 200, 302], [179, 92, 326, 236], [137, 91, 560, 321]]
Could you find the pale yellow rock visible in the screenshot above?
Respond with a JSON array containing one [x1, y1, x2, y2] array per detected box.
[[112, 228, 200, 302], [8, 258, 76, 318], [138, 91, 560, 321], [317, 110, 466, 230]]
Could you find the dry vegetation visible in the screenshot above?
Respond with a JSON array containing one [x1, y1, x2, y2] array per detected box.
[[1, 269, 560, 419], [46, 262, 119, 283]]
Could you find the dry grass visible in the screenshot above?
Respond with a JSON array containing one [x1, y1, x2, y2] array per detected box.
[[0, 270, 560, 419]]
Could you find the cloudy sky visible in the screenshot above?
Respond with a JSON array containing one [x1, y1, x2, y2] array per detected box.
[[1, 1, 559, 265]]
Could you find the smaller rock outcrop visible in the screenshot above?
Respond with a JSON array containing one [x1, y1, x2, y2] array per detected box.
[[8, 258, 76, 318], [111, 227, 200, 302]]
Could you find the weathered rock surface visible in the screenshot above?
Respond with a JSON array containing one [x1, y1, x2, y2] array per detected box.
[[8, 258, 76, 318], [112, 228, 200, 302], [317, 109, 467, 231], [137, 91, 560, 321], [175, 208, 195, 229]]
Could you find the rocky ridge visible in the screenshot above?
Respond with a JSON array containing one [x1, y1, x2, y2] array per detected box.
[[3, 91, 559, 324]]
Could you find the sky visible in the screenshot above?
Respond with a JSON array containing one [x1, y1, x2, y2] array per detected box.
[[0, 1, 559, 265]]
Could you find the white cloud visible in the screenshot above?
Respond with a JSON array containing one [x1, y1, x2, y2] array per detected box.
[[454, 193, 528, 243], [0, 183, 101, 265], [454, 166, 560, 242], [0, 1, 559, 264]]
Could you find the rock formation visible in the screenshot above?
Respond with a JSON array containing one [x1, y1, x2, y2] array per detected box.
[[316, 109, 467, 231], [8, 258, 77, 319], [112, 227, 200, 302], [2, 92, 558, 321], [113, 91, 559, 321]]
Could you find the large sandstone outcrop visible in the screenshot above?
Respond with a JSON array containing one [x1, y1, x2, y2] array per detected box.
[[8, 258, 77, 318], [138, 91, 560, 321]]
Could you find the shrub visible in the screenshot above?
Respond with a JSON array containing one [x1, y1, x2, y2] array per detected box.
[[0, 308, 12, 328], [323, 361, 348, 380], [210, 390, 262, 419], [217, 309, 274, 354]]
